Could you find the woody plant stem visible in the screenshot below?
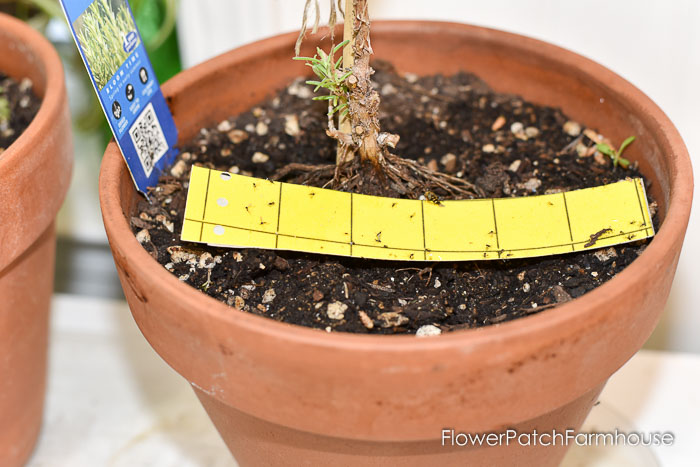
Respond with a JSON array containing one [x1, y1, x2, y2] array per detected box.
[[329, 0, 399, 167]]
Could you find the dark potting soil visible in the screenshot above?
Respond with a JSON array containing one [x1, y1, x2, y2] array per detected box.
[[0, 73, 41, 154], [133, 62, 657, 335]]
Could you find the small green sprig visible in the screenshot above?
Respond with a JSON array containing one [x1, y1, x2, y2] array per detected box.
[[293, 40, 352, 118], [0, 87, 9, 125], [0, 97, 9, 125], [597, 136, 635, 169]]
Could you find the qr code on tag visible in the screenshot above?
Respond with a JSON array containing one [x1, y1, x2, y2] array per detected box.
[[129, 103, 168, 177]]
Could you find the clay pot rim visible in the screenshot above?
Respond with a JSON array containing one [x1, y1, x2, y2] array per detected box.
[[0, 13, 66, 170], [100, 21, 693, 351], [0, 13, 70, 272]]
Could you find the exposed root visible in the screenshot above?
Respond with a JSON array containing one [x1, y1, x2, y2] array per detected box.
[[272, 152, 484, 200], [332, 151, 483, 199], [271, 163, 335, 187], [383, 153, 484, 199]]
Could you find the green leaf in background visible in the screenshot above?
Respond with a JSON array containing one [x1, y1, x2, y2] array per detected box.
[[131, 0, 181, 83]]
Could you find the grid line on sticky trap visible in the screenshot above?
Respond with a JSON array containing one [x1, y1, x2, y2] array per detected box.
[[274, 183, 283, 248], [200, 168, 212, 240], [180, 166, 655, 262], [562, 192, 575, 252], [350, 193, 354, 256]]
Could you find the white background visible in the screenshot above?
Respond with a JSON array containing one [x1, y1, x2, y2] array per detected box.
[[177, 0, 699, 353]]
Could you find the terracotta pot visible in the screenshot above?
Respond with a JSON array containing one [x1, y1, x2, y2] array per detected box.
[[0, 13, 73, 467], [99, 22, 693, 466]]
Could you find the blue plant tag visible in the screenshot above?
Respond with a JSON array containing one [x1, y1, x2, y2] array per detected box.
[[60, 0, 178, 195]]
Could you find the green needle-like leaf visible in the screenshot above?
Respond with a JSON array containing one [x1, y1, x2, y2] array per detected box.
[[340, 71, 353, 82], [332, 40, 349, 55]]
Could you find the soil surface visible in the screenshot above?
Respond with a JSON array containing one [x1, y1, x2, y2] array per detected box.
[[0, 74, 41, 155], [134, 62, 657, 335]]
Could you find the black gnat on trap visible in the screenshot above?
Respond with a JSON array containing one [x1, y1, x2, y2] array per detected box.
[[132, 63, 656, 335]]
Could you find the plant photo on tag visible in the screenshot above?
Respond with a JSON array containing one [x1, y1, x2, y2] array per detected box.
[[73, 0, 139, 90]]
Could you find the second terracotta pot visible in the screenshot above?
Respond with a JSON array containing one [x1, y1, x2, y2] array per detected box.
[[100, 22, 692, 466], [0, 13, 73, 467]]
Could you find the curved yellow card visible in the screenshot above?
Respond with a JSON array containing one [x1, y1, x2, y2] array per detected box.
[[181, 165, 654, 262]]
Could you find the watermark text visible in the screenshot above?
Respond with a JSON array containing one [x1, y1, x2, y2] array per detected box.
[[441, 429, 674, 447]]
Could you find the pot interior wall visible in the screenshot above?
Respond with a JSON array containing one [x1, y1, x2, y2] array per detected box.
[[163, 23, 672, 225]]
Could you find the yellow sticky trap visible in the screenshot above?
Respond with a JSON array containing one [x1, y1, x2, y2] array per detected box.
[[181, 166, 655, 262], [352, 194, 424, 260]]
